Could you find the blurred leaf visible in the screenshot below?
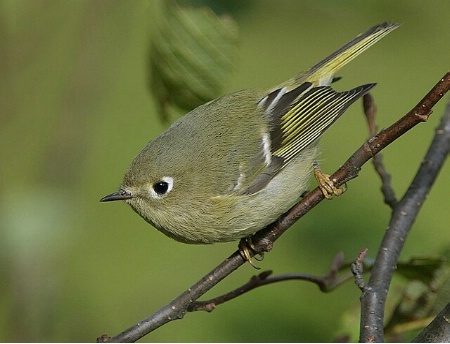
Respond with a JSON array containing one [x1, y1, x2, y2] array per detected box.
[[384, 255, 450, 338], [396, 256, 447, 284], [149, 0, 239, 123]]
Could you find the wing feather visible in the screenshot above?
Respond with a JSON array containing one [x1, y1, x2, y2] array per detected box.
[[271, 83, 375, 164]]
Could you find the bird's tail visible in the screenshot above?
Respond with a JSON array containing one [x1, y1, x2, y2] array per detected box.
[[300, 21, 399, 84]]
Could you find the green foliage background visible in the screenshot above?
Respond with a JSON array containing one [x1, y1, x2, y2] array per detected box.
[[1, 0, 449, 342]]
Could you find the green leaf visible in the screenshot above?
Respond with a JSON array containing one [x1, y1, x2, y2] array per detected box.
[[150, 1, 239, 123]]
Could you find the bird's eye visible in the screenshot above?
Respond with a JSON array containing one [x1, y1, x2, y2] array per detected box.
[[153, 181, 169, 195], [151, 176, 174, 197]]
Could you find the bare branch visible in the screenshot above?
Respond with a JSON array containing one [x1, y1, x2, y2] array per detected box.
[[187, 252, 351, 312], [351, 248, 369, 292], [359, 85, 450, 341], [412, 303, 450, 343]]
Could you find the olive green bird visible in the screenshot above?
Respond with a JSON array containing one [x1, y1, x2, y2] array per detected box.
[[101, 22, 398, 246]]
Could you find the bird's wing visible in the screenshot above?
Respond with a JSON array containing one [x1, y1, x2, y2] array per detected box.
[[238, 82, 375, 195]]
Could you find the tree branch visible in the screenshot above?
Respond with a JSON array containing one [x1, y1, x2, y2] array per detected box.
[[100, 72, 450, 343], [412, 303, 450, 343], [187, 252, 352, 312], [359, 81, 450, 341]]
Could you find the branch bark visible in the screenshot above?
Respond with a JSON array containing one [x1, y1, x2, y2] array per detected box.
[[100, 72, 450, 343], [359, 85, 450, 342], [412, 303, 450, 343]]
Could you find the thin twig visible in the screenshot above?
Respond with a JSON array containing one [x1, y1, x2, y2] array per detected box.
[[363, 93, 398, 207], [101, 73, 450, 343], [359, 92, 450, 342], [351, 248, 369, 292], [187, 252, 350, 312]]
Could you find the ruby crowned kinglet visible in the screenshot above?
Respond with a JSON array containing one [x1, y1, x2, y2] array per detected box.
[[101, 22, 398, 245]]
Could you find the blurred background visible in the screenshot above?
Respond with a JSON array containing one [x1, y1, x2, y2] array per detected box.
[[1, 0, 449, 342]]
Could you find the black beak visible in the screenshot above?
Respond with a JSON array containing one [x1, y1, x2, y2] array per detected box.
[[100, 189, 133, 202]]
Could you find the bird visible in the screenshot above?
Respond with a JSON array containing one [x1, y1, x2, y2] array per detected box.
[[101, 22, 398, 253]]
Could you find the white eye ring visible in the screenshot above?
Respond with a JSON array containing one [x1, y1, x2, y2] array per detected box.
[[150, 176, 174, 198]]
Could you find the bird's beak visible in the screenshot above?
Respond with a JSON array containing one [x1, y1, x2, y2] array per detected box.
[[100, 189, 133, 202]]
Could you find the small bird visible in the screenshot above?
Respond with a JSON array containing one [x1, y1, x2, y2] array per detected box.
[[101, 22, 398, 248]]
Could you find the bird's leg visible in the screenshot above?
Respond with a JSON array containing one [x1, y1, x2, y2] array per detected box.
[[238, 237, 264, 269], [313, 162, 347, 199]]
